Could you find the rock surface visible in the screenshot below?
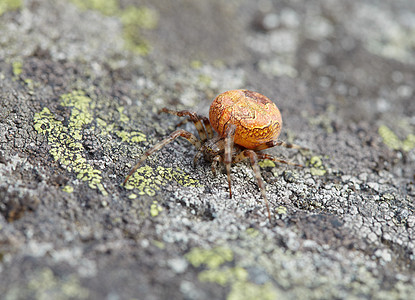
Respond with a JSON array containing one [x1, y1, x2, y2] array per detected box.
[[0, 0, 414, 299]]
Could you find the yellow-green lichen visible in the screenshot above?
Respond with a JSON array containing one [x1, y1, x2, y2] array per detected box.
[[190, 60, 203, 69], [60, 91, 95, 129], [186, 246, 278, 300], [4, 268, 89, 300], [12, 61, 22, 77], [121, 27, 150, 55], [34, 90, 197, 199], [12, 62, 35, 88], [258, 159, 276, 168], [24, 78, 35, 90], [113, 103, 147, 144], [95, 117, 115, 136], [114, 130, 146, 143], [198, 74, 212, 86], [117, 106, 130, 123], [150, 200, 163, 217], [62, 185, 74, 193], [228, 281, 278, 300], [29, 268, 89, 299], [70, 0, 118, 16], [379, 125, 415, 152], [121, 6, 159, 55], [70, 0, 158, 55], [276, 205, 287, 214], [128, 193, 137, 199], [33, 91, 107, 195], [245, 228, 260, 238], [120, 6, 159, 30], [0, 0, 22, 16], [308, 105, 336, 134], [152, 240, 165, 249], [308, 156, 327, 176], [186, 246, 234, 269], [199, 267, 248, 286], [123, 165, 199, 196], [360, 3, 415, 65]]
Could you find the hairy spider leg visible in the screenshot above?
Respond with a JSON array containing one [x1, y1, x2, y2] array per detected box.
[[224, 124, 236, 199], [254, 140, 309, 151], [233, 149, 272, 222], [211, 155, 223, 176], [159, 108, 210, 142], [123, 129, 201, 186], [173, 116, 214, 140], [255, 153, 303, 167], [201, 117, 214, 139], [170, 117, 190, 128]]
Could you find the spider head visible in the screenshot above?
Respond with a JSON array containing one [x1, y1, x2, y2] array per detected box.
[[202, 137, 226, 162]]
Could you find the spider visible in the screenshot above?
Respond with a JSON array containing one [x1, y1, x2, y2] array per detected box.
[[123, 89, 307, 221]]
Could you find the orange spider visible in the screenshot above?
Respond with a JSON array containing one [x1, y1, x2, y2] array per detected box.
[[123, 89, 307, 221]]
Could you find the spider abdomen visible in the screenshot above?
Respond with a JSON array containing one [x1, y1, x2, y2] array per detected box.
[[209, 89, 282, 149]]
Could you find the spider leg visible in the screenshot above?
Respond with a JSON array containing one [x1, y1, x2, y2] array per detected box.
[[202, 117, 214, 139], [160, 108, 210, 142], [173, 116, 213, 138], [233, 150, 272, 222], [256, 153, 303, 167], [254, 140, 309, 151], [224, 124, 236, 199], [211, 155, 222, 176], [123, 129, 201, 186], [173, 118, 190, 128]]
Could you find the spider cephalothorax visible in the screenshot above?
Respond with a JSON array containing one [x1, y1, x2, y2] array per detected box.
[[123, 89, 307, 221]]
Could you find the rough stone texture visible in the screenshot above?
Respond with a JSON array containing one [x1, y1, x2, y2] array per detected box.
[[1, 0, 414, 299]]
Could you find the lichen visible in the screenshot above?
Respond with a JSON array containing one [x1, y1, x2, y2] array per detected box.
[[276, 205, 287, 214], [69, 0, 118, 16], [12, 60, 22, 77], [198, 267, 248, 286], [4, 268, 89, 299], [245, 228, 260, 238], [0, 0, 22, 17], [356, 3, 415, 65], [114, 130, 146, 143], [70, 0, 158, 55], [186, 246, 234, 269], [228, 281, 278, 300], [123, 165, 199, 196], [186, 246, 278, 300], [62, 185, 74, 193], [258, 159, 276, 168], [308, 156, 327, 176], [378, 125, 415, 152], [120, 6, 159, 30], [150, 200, 163, 217], [34, 91, 107, 195], [34, 89, 198, 209], [152, 240, 165, 249], [128, 193, 137, 199], [120, 6, 159, 55]]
